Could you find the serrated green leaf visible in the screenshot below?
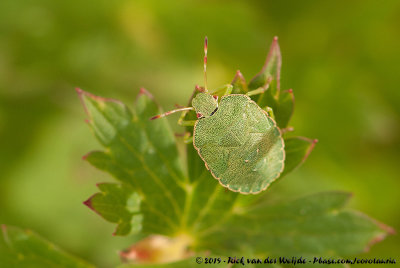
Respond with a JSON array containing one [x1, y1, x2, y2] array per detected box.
[[78, 88, 187, 236], [186, 139, 206, 182], [80, 90, 392, 265], [83, 183, 142, 236], [248, 37, 281, 97], [275, 89, 295, 129], [246, 38, 295, 129], [79, 37, 392, 266], [183, 169, 238, 235], [0, 225, 94, 268], [281, 137, 318, 178], [251, 87, 295, 129], [231, 70, 248, 94], [196, 192, 392, 257]]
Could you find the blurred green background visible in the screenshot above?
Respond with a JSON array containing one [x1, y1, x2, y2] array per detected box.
[[0, 0, 399, 267]]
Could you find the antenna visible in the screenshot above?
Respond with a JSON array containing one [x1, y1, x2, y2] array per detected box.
[[204, 36, 208, 92], [150, 107, 194, 120]]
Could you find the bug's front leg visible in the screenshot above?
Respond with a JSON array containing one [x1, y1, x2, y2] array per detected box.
[[246, 85, 269, 97], [263, 106, 276, 120], [183, 132, 194, 144], [175, 131, 194, 144], [264, 106, 275, 120], [177, 109, 197, 126], [210, 84, 233, 98], [178, 119, 197, 126]]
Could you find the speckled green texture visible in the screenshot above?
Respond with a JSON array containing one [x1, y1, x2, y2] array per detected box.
[[193, 94, 285, 194], [192, 93, 218, 117]]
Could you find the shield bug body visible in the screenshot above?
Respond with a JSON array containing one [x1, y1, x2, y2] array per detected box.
[[151, 37, 285, 194]]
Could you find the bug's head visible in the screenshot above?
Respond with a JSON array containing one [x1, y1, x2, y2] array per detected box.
[[192, 93, 218, 118]]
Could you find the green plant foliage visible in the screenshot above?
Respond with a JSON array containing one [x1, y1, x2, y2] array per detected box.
[[79, 88, 187, 236], [247, 37, 294, 130], [275, 89, 295, 129], [83, 183, 142, 236], [77, 89, 391, 263], [196, 192, 389, 256], [77, 38, 392, 266], [0, 1, 398, 267], [0, 225, 94, 268], [281, 137, 318, 178]]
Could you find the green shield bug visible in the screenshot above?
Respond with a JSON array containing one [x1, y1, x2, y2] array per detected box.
[[151, 37, 285, 194]]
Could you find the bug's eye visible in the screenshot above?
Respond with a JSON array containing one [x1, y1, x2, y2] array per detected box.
[[212, 95, 218, 101], [196, 113, 204, 118]]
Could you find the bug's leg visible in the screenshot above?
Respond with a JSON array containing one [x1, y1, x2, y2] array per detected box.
[[177, 118, 196, 126], [246, 85, 269, 97], [183, 132, 194, 144], [150, 107, 194, 120], [177, 108, 197, 126], [264, 106, 276, 119], [210, 84, 233, 98], [281, 126, 294, 134], [246, 76, 273, 97], [175, 131, 193, 143]]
